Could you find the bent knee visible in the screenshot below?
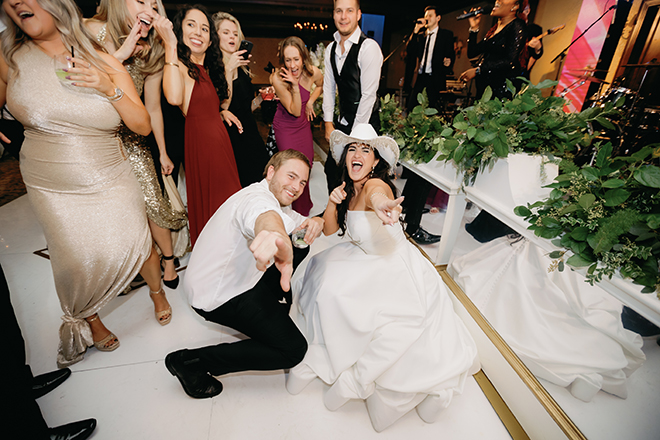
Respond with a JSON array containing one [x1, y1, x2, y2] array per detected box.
[[283, 333, 308, 368]]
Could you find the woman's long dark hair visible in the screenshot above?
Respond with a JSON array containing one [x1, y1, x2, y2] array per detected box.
[[172, 5, 228, 101], [335, 145, 397, 236]]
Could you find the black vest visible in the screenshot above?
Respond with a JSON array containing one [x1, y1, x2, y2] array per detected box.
[[330, 33, 380, 133]]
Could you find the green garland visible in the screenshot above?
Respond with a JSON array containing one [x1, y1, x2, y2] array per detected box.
[[381, 80, 622, 185], [515, 143, 660, 295]]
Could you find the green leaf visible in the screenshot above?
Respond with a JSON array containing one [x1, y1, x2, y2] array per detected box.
[[542, 217, 561, 228], [481, 86, 493, 103], [578, 194, 596, 209], [454, 145, 465, 162], [559, 204, 579, 214], [581, 167, 599, 181], [645, 214, 660, 230], [453, 121, 469, 131], [641, 286, 656, 294], [424, 107, 439, 116], [538, 228, 562, 239], [475, 130, 497, 144], [601, 179, 625, 188], [634, 166, 660, 188], [570, 226, 590, 241], [441, 127, 453, 137], [514, 205, 532, 217], [595, 143, 613, 168], [566, 254, 595, 267], [492, 137, 509, 157], [603, 188, 631, 206], [549, 189, 564, 200], [549, 250, 564, 259], [587, 263, 597, 274], [467, 126, 477, 140], [595, 116, 615, 130], [444, 138, 459, 150], [558, 261, 565, 271]]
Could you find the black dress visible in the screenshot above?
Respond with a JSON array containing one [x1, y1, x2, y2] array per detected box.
[[467, 18, 527, 100], [225, 68, 270, 187]]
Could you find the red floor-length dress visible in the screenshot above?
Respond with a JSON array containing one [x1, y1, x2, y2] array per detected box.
[[185, 66, 242, 245]]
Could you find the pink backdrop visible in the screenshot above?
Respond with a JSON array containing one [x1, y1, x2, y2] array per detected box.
[[556, 0, 616, 112]]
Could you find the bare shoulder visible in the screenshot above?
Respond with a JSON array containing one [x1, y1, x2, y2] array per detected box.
[[270, 69, 285, 86], [364, 178, 393, 196], [312, 65, 323, 81], [84, 19, 104, 34]]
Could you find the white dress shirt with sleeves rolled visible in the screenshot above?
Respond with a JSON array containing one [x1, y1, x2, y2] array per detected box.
[[322, 26, 383, 128], [184, 179, 306, 312]]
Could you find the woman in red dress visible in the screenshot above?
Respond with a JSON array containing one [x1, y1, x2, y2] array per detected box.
[[158, 4, 241, 245]]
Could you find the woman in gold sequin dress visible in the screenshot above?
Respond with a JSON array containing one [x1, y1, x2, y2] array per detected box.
[[0, 0, 164, 367], [86, 0, 187, 292]]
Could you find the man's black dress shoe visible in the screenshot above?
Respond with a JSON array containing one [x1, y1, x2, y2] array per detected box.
[[165, 350, 223, 399], [49, 418, 96, 440], [33, 368, 71, 399], [410, 227, 441, 245]]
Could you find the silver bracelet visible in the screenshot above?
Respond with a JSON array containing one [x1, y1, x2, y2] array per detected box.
[[369, 192, 389, 206], [106, 87, 124, 102]]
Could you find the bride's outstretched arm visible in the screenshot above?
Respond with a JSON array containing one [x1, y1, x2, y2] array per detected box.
[[365, 182, 404, 226]]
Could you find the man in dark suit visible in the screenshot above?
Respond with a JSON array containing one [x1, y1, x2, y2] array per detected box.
[[407, 5, 455, 111], [403, 5, 455, 245], [2, 264, 97, 439]]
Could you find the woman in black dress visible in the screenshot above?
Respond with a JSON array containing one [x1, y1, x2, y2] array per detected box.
[[213, 12, 270, 187], [459, 0, 529, 100]]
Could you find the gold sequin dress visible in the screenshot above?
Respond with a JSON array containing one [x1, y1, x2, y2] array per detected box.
[[97, 26, 187, 233], [6, 44, 152, 367]]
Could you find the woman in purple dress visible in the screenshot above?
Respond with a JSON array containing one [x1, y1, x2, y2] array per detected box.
[[270, 36, 323, 216]]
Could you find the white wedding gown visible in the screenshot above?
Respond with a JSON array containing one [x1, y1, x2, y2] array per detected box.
[[288, 211, 479, 432], [449, 237, 645, 402]]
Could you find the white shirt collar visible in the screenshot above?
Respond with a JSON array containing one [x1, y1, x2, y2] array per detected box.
[[333, 26, 362, 45], [426, 26, 438, 37]]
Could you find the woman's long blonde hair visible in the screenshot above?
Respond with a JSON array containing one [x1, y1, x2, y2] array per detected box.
[[212, 11, 252, 78], [0, 0, 106, 72], [92, 0, 167, 75]]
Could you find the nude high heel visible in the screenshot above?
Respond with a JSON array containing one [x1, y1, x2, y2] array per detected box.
[[86, 314, 120, 352], [150, 284, 172, 326]]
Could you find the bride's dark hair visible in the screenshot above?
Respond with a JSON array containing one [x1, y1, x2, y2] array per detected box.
[[335, 144, 397, 236]]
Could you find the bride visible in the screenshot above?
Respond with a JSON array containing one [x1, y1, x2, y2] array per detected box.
[[287, 124, 479, 431]]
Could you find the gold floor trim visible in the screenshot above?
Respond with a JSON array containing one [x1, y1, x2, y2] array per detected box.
[[473, 370, 530, 440], [406, 235, 585, 439], [439, 267, 587, 440]]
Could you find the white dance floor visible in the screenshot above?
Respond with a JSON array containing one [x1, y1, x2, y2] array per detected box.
[[0, 161, 512, 440]]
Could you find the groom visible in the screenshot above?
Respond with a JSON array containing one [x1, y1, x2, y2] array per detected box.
[[165, 150, 324, 398]]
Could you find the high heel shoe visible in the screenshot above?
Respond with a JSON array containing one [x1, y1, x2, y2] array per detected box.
[[86, 314, 120, 352], [161, 254, 180, 289], [150, 285, 172, 326]]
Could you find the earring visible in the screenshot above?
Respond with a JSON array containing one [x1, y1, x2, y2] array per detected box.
[[370, 166, 375, 177]]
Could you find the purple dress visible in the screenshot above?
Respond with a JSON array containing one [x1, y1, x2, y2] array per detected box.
[[272, 83, 313, 216]]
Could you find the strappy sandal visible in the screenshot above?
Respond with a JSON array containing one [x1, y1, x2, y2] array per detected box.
[[150, 285, 172, 326], [161, 254, 180, 289], [86, 314, 120, 352]]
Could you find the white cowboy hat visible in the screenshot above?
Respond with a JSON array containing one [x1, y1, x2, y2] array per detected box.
[[329, 124, 400, 173]]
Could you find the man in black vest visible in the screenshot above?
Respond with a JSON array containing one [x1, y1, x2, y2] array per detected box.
[[323, 0, 383, 193], [402, 5, 455, 245]]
